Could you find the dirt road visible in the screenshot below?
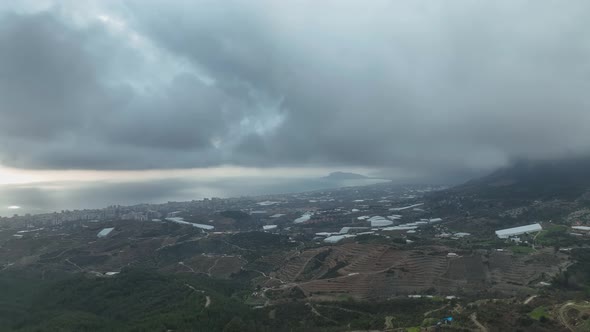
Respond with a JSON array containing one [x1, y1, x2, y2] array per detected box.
[[524, 295, 538, 305], [470, 313, 488, 332], [558, 302, 576, 332]]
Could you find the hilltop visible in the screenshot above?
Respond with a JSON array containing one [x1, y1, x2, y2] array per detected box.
[[450, 156, 590, 200]]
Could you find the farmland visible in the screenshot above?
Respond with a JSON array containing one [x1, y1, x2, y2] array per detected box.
[[263, 244, 569, 301], [1, 178, 590, 331]]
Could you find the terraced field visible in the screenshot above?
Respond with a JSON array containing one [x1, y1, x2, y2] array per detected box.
[[268, 244, 568, 301], [272, 248, 323, 282], [208, 255, 245, 278], [488, 249, 570, 294], [295, 251, 452, 299], [439, 255, 488, 292], [338, 245, 403, 275], [392, 253, 449, 292], [301, 271, 384, 299], [170, 254, 245, 278]]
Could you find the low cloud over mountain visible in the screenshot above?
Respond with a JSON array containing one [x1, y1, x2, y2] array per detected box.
[[1, 1, 590, 181]]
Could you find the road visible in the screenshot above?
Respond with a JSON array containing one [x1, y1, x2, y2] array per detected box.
[[316, 304, 369, 316], [178, 261, 210, 276], [207, 258, 220, 276], [306, 303, 337, 323], [532, 231, 542, 250], [253, 269, 286, 284], [184, 284, 211, 309], [65, 258, 83, 271], [558, 302, 576, 332], [470, 313, 488, 332], [424, 304, 450, 317]]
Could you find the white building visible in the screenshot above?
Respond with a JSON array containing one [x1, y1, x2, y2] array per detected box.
[[339, 227, 369, 234], [389, 203, 424, 211], [572, 226, 590, 232], [315, 232, 333, 237], [369, 216, 394, 227], [294, 212, 313, 223], [495, 223, 542, 239], [324, 234, 355, 243], [165, 217, 214, 230], [382, 225, 418, 231], [97, 227, 114, 238]]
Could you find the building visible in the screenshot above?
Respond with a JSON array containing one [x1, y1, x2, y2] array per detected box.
[[572, 226, 590, 236], [324, 234, 355, 244], [369, 216, 394, 227], [495, 223, 542, 239], [97, 227, 114, 238], [262, 225, 278, 231], [339, 227, 369, 234]]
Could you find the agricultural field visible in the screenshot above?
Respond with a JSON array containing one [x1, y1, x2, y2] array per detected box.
[[261, 243, 569, 302]]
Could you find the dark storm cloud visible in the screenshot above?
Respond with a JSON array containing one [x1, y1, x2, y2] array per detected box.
[[0, 8, 278, 170], [0, 12, 108, 138], [1, 1, 590, 179]]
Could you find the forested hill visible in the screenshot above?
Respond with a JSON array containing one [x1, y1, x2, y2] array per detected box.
[[443, 156, 590, 200]]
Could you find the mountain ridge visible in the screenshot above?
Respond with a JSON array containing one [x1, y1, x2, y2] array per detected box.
[[447, 156, 590, 200]]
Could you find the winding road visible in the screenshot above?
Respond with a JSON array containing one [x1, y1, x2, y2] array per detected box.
[[558, 302, 576, 332]]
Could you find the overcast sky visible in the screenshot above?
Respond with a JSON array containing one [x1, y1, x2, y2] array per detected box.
[[1, 1, 590, 212]]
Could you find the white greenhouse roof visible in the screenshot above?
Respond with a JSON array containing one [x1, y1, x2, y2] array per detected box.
[[495, 223, 542, 238], [324, 235, 355, 243], [371, 220, 394, 227], [294, 213, 312, 223], [97, 228, 114, 238], [339, 227, 369, 234], [369, 216, 394, 227], [165, 217, 214, 230], [389, 203, 424, 211], [382, 226, 418, 231]]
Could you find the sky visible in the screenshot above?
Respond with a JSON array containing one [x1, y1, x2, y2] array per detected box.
[[1, 1, 590, 214]]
